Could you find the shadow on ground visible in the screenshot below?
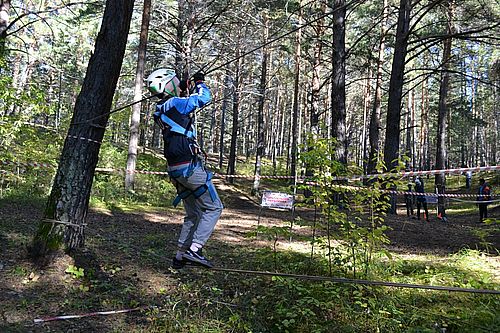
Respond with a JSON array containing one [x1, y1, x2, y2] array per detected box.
[[0, 192, 498, 332]]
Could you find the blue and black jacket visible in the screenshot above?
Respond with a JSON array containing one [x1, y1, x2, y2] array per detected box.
[[154, 82, 211, 165], [415, 180, 426, 202]]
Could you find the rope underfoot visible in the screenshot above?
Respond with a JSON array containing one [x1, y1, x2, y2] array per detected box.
[[183, 266, 500, 295]]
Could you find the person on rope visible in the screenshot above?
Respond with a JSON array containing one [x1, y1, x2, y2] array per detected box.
[[147, 68, 223, 269], [415, 177, 430, 222], [477, 178, 491, 222]]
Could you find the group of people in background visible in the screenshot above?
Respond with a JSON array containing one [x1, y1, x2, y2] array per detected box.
[[402, 173, 492, 223], [403, 177, 430, 222]]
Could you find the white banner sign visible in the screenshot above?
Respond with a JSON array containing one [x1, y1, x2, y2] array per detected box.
[[261, 191, 294, 210]]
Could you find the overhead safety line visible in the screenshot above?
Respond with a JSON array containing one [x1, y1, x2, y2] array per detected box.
[[70, 93, 159, 126], [203, 0, 361, 75], [68, 0, 359, 127]]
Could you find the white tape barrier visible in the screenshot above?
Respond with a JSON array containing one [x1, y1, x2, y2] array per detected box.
[[2, 159, 498, 179], [1, 160, 498, 199], [330, 184, 496, 199], [1, 159, 54, 169], [361, 165, 500, 180]]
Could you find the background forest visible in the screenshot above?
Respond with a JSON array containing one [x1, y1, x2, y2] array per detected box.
[[0, 0, 499, 332], [1, 0, 498, 174]]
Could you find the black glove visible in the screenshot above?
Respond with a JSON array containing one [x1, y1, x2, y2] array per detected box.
[[153, 113, 165, 130], [193, 72, 205, 83]]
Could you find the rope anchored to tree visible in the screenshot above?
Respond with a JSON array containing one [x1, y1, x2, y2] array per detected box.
[[41, 218, 87, 228]]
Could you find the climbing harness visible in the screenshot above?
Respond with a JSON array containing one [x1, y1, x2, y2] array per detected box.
[[157, 109, 215, 207], [168, 163, 217, 207], [159, 113, 196, 139]]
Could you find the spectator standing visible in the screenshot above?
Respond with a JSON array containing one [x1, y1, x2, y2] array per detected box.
[[404, 183, 414, 217], [465, 171, 472, 191], [415, 177, 430, 222], [477, 178, 491, 222]]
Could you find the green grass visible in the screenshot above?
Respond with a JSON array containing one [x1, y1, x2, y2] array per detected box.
[[1, 144, 499, 332]]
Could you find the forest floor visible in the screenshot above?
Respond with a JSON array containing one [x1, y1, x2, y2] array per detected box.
[[0, 179, 499, 332]]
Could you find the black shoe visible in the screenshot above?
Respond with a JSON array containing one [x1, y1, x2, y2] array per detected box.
[[172, 257, 186, 269], [183, 248, 213, 268]]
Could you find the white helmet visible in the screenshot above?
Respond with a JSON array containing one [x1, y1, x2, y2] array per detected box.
[[146, 68, 180, 96]]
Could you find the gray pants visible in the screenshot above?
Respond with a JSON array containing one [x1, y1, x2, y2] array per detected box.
[[172, 165, 223, 250]]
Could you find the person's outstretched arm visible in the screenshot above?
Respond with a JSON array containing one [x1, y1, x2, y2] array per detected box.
[[157, 81, 211, 116]]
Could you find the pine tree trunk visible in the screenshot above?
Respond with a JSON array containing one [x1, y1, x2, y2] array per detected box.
[[411, 89, 417, 169], [419, 77, 429, 170], [405, 97, 412, 166], [362, 69, 372, 170], [0, 0, 10, 60], [175, 0, 194, 79], [310, 2, 326, 136], [218, 73, 230, 170], [125, 0, 151, 191], [305, 1, 326, 186], [290, 5, 302, 183], [252, 16, 269, 195], [279, 87, 286, 157], [331, 0, 347, 165], [367, 1, 389, 174], [435, 2, 453, 221], [493, 73, 499, 164], [384, 0, 411, 171], [227, 62, 241, 181], [208, 103, 216, 154], [30, 0, 135, 257]]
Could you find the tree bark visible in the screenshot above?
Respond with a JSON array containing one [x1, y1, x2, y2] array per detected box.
[[290, 4, 302, 183], [493, 61, 499, 164], [175, 0, 194, 79], [125, 0, 151, 191], [310, 2, 326, 136], [367, 0, 389, 174], [227, 64, 241, 181], [434, 1, 454, 222], [361, 69, 372, 170], [218, 72, 231, 170], [0, 0, 10, 60], [30, 0, 135, 257], [252, 15, 269, 195], [383, 0, 411, 171], [419, 76, 430, 170], [331, 0, 347, 165], [304, 1, 326, 191], [405, 90, 413, 167]]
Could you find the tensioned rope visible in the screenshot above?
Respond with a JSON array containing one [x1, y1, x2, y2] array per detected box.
[[190, 266, 500, 295], [69, 93, 159, 126], [30, 264, 500, 324], [202, 0, 361, 75]]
